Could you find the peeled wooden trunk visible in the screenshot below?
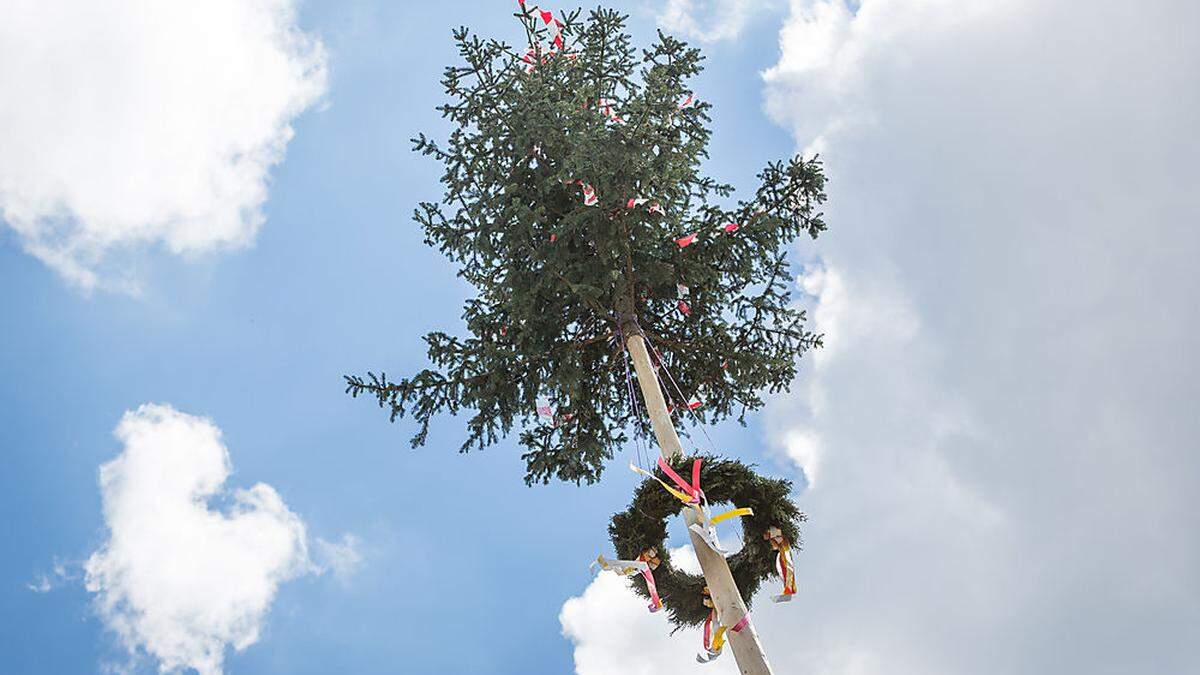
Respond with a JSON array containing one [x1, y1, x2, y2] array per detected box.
[[624, 332, 774, 675]]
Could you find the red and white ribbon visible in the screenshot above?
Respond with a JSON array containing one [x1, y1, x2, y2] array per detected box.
[[627, 197, 665, 215], [673, 221, 739, 248], [679, 93, 696, 109], [596, 98, 624, 124], [518, 1, 564, 50], [536, 396, 555, 425], [677, 284, 691, 316], [566, 179, 598, 206], [580, 183, 597, 206], [536, 395, 573, 427]]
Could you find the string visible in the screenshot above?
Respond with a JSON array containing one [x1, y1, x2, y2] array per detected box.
[[644, 334, 720, 456], [622, 334, 650, 471]]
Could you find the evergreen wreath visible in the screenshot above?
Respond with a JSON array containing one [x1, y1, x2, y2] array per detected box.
[[608, 454, 806, 627]]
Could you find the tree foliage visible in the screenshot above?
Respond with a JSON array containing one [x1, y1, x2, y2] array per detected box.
[[346, 6, 828, 485]]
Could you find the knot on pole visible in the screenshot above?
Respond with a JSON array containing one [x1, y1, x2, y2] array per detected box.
[[617, 311, 641, 339]]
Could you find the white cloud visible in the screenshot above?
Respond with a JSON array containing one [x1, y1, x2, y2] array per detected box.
[[657, 0, 775, 44], [27, 557, 77, 593], [0, 0, 327, 290], [314, 534, 364, 586], [566, 0, 1200, 673], [85, 404, 330, 675], [561, 546, 740, 674]]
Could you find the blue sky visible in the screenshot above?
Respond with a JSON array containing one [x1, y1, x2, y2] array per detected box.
[[1, 2, 802, 673], [4, 1, 1199, 674]]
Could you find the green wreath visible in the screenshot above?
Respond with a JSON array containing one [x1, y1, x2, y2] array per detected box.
[[608, 454, 806, 627]]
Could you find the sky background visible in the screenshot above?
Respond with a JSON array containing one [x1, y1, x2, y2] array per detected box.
[[2, 1, 1197, 674]]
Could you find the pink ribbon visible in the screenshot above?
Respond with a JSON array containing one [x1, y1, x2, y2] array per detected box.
[[657, 456, 703, 504], [640, 567, 662, 612], [730, 613, 751, 633]]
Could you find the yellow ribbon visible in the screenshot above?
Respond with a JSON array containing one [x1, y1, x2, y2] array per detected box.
[[710, 507, 753, 524], [711, 625, 727, 652]]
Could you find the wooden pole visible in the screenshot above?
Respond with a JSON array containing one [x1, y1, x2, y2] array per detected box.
[[624, 331, 774, 675]]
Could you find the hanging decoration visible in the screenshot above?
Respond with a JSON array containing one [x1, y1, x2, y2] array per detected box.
[[591, 554, 663, 613], [519, 1, 564, 49], [608, 455, 806, 628], [696, 586, 728, 664], [673, 221, 742, 249], [563, 179, 598, 206], [764, 526, 797, 602], [677, 284, 691, 316], [596, 98, 624, 124], [536, 395, 573, 427]]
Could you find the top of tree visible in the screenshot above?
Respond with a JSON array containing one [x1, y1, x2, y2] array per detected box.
[[346, 5, 828, 485]]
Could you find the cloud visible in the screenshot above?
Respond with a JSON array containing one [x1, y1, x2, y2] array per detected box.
[[314, 534, 365, 586], [565, 0, 1200, 673], [27, 557, 78, 594], [657, 0, 775, 44], [0, 0, 327, 290], [561, 546, 741, 674], [85, 404, 332, 675]]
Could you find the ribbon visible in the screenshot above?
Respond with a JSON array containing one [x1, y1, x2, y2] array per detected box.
[[627, 197, 665, 215], [641, 566, 663, 612], [765, 526, 797, 602], [592, 554, 661, 612], [674, 222, 740, 249], [536, 395, 573, 428], [677, 284, 691, 316], [536, 396, 554, 425], [590, 555, 648, 576], [629, 459, 753, 554], [680, 93, 695, 109], [596, 98, 624, 124], [657, 456, 703, 503], [688, 520, 726, 554], [630, 462, 694, 505], [730, 613, 751, 633], [518, 1, 564, 50], [696, 609, 728, 663], [577, 181, 598, 206], [711, 507, 753, 525], [636, 549, 664, 612]]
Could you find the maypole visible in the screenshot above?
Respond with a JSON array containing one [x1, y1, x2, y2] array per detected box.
[[346, 3, 827, 671], [623, 326, 773, 673]]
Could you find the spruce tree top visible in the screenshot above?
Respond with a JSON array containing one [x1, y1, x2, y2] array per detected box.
[[346, 6, 828, 485]]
